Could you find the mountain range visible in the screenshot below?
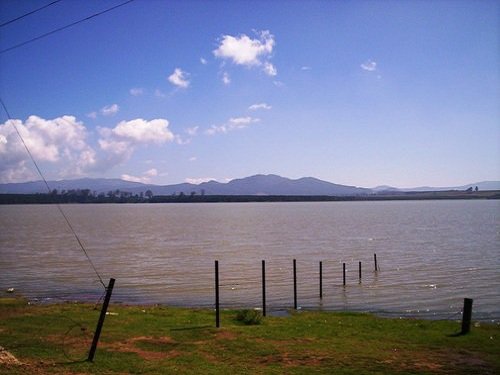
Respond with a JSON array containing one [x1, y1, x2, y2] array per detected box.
[[0, 174, 498, 196]]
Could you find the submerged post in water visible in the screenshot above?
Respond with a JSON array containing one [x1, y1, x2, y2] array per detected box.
[[293, 259, 297, 310], [319, 261, 323, 299], [461, 298, 473, 334], [88, 278, 115, 362], [374, 253, 378, 272], [359, 261, 362, 283], [215, 260, 220, 328], [343, 263, 346, 286], [262, 260, 266, 317]]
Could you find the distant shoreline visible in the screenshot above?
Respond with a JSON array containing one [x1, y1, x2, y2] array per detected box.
[[0, 190, 499, 204]]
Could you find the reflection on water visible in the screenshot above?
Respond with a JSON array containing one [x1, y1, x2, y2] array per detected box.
[[0, 200, 499, 321]]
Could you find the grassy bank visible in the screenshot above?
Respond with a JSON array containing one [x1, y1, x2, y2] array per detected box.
[[1, 297, 499, 374]]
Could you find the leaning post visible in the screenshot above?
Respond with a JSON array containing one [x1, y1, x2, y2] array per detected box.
[[88, 278, 115, 362]]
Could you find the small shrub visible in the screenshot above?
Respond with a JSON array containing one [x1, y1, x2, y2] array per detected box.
[[235, 309, 262, 325]]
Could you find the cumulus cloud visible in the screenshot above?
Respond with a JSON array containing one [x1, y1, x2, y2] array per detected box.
[[361, 59, 377, 71], [222, 72, 231, 85], [129, 88, 144, 96], [168, 68, 190, 88], [213, 30, 277, 76], [87, 111, 97, 119], [301, 66, 311, 71], [200, 57, 207, 65], [205, 116, 260, 135], [111, 119, 174, 143], [0, 116, 96, 182], [189, 156, 197, 162], [98, 118, 175, 169], [248, 103, 271, 111], [100, 104, 120, 116]]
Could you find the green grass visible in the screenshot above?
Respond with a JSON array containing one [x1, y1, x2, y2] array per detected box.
[[1, 297, 499, 374]]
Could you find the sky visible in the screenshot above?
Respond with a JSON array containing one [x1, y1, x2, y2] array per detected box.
[[0, 0, 498, 188]]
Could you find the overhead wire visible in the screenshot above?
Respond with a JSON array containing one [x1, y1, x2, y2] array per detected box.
[[0, 0, 135, 54], [0, 97, 106, 289], [0, 0, 63, 28]]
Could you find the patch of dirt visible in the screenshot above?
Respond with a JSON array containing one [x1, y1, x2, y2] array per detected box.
[[102, 336, 181, 361], [0, 345, 21, 365], [215, 330, 237, 341], [379, 347, 495, 374]]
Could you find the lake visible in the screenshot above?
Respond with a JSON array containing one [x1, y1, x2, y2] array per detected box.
[[0, 200, 498, 321]]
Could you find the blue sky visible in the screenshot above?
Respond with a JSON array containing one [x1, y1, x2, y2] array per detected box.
[[0, 0, 498, 188]]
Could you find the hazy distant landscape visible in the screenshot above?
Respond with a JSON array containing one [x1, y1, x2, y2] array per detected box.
[[1, 174, 499, 196]]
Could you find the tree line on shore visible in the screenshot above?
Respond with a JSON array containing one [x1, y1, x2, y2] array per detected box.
[[0, 187, 498, 204]]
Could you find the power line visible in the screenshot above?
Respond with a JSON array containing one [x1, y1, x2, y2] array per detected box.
[[0, 97, 106, 289], [0, 0, 135, 55], [0, 0, 63, 28]]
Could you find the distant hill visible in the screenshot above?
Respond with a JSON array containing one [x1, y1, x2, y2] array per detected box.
[[0, 175, 498, 196], [0, 174, 370, 196]]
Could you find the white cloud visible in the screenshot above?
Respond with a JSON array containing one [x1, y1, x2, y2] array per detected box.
[[200, 57, 207, 65], [185, 177, 216, 185], [248, 103, 271, 111], [273, 80, 284, 87], [168, 68, 190, 88], [213, 30, 277, 76], [111, 118, 174, 144], [301, 66, 311, 71], [205, 116, 260, 135], [101, 104, 120, 116], [121, 168, 158, 184], [87, 111, 97, 119], [222, 72, 231, 85], [154, 89, 166, 98], [361, 59, 377, 71], [130, 87, 144, 96], [263, 62, 277, 76], [98, 118, 175, 168], [0, 116, 96, 182], [189, 156, 197, 162], [186, 126, 199, 136]]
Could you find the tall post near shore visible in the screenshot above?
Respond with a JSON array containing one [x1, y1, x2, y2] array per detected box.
[[262, 260, 266, 317], [374, 253, 378, 272], [461, 298, 473, 334], [215, 260, 220, 328], [293, 259, 297, 310], [343, 263, 346, 286], [359, 261, 362, 283], [319, 261, 323, 299]]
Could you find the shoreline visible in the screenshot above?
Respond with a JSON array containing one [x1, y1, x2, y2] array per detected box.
[[1, 190, 499, 204], [1, 297, 499, 374]]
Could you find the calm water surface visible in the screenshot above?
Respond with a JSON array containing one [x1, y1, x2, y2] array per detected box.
[[0, 200, 498, 321]]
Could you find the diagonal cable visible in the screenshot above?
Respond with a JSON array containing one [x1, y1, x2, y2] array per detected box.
[[0, 0, 63, 28], [0, 97, 106, 289], [0, 0, 134, 54]]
